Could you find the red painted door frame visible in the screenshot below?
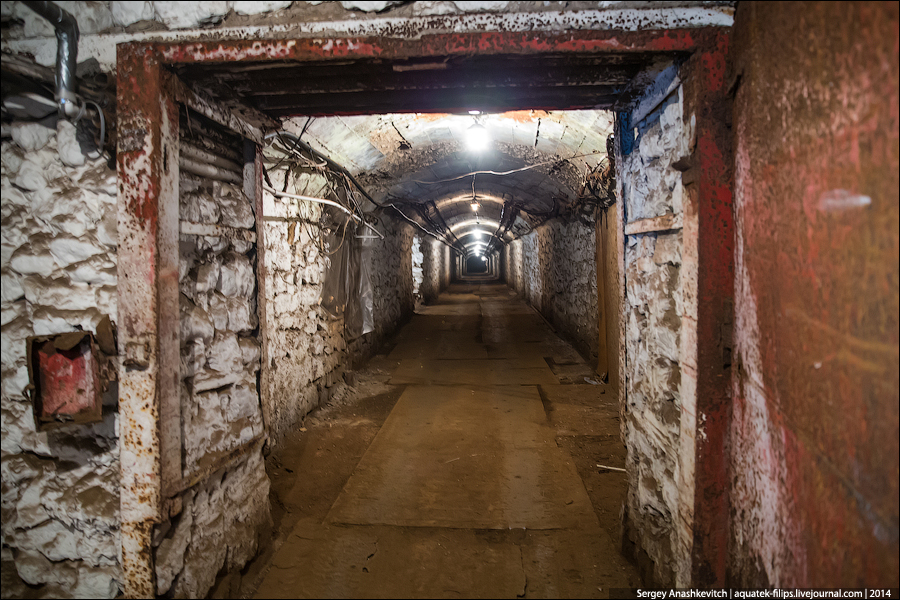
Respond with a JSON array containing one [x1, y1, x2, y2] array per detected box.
[[116, 27, 732, 596]]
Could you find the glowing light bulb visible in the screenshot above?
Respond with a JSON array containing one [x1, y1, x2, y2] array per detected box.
[[470, 201, 479, 212], [466, 123, 490, 152]]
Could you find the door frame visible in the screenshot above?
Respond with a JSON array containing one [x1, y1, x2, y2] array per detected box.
[[116, 28, 732, 596]]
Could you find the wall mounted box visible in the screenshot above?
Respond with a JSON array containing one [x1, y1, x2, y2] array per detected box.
[[26, 332, 102, 430]]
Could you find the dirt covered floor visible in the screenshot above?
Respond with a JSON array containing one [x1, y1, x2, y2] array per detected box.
[[234, 283, 640, 598]]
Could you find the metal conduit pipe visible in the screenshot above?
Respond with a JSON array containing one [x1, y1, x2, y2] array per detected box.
[[22, 1, 80, 119], [390, 203, 462, 254], [180, 142, 244, 177], [263, 185, 384, 240], [179, 155, 243, 184]]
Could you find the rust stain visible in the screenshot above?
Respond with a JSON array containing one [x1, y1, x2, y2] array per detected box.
[[729, 0, 898, 588], [500, 110, 548, 123], [153, 29, 712, 68]]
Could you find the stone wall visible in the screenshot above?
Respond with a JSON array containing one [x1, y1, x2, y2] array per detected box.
[[411, 235, 423, 300], [351, 215, 415, 360], [547, 220, 599, 360], [419, 236, 451, 304], [618, 85, 692, 587], [261, 168, 331, 440], [153, 451, 270, 597], [502, 218, 599, 362], [263, 168, 415, 443], [729, 2, 898, 587], [1, 122, 122, 597]]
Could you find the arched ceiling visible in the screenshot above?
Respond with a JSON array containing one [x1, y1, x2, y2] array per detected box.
[[282, 110, 614, 255]]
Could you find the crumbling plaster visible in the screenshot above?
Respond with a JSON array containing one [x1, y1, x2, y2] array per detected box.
[[619, 86, 692, 588], [1, 122, 121, 597]]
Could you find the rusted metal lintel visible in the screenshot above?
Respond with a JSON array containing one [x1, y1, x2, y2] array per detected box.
[[681, 31, 734, 588], [156, 29, 708, 66]]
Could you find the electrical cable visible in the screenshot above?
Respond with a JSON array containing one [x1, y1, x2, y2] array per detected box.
[[322, 215, 351, 257], [409, 151, 605, 184], [264, 131, 389, 210], [263, 184, 384, 240], [71, 98, 106, 160]]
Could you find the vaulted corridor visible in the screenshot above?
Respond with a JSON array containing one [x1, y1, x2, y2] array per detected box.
[[253, 282, 639, 598], [2, 2, 897, 598]]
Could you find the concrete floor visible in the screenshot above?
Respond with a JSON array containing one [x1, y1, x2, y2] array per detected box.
[[252, 283, 640, 598]]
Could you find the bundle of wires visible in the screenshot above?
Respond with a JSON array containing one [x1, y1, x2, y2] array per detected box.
[[263, 130, 384, 257]]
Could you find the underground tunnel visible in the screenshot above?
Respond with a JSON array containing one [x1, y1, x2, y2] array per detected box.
[[1, 2, 898, 598]]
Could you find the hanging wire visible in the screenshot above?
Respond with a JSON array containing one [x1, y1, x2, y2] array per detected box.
[[409, 151, 605, 184], [71, 99, 106, 160], [322, 215, 352, 257], [263, 130, 384, 240]]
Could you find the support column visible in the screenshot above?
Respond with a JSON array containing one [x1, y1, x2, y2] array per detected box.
[[681, 31, 735, 587], [116, 43, 180, 598]]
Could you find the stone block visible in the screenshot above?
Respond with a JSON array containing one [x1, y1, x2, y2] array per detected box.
[[207, 293, 229, 331], [217, 253, 254, 297], [226, 296, 255, 332], [69, 261, 116, 286], [11, 123, 53, 152], [13, 159, 45, 191], [214, 181, 254, 229], [225, 378, 260, 422], [153, 1, 228, 29], [56, 1, 113, 34], [1, 273, 25, 304], [10, 252, 56, 278], [180, 298, 215, 343], [181, 189, 220, 224], [111, 0, 154, 26], [56, 120, 84, 167], [48, 237, 104, 267], [207, 332, 243, 377], [155, 505, 192, 595], [182, 339, 207, 377], [238, 337, 260, 369], [233, 1, 293, 15]]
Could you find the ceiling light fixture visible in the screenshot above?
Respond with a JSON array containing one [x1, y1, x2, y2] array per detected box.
[[470, 200, 480, 212], [466, 122, 490, 152]]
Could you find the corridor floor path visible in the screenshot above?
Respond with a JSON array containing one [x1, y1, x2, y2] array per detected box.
[[253, 283, 640, 598]]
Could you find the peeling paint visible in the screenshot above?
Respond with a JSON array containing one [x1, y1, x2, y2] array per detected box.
[[729, 1, 898, 588]]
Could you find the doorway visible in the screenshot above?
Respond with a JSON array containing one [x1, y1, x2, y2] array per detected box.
[[116, 27, 732, 594]]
